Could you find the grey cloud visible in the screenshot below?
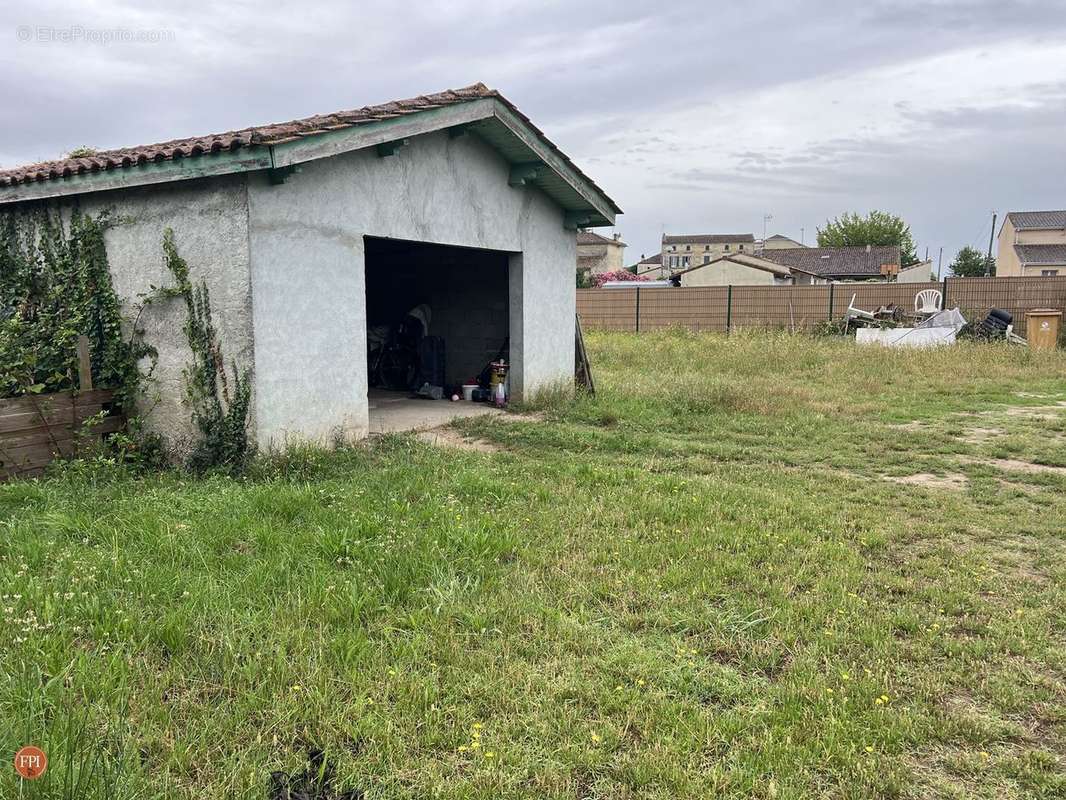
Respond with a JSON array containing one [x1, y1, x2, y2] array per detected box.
[[1, 0, 1065, 269]]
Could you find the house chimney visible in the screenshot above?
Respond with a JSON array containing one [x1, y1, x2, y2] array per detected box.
[[613, 233, 621, 241]]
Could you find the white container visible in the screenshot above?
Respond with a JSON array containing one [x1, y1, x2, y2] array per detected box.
[[855, 327, 957, 348], [461, 384, 477, 401]]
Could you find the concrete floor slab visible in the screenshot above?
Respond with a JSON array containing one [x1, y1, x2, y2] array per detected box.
[[368, 389, 502, 434]]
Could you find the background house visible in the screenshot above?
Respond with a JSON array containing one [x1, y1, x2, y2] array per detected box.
[[675, 253, 801, 286], [661, 233, 755, 271], [576, 230, 626, 275], [760, 234, 806, 250], [997, 211, 1066, 277], [897, 259, 935, 283], [0, 84, 620, 448], [632, 252, 664, 277]]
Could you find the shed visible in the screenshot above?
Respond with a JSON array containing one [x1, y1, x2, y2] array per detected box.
[[0, 84, 621, 449]]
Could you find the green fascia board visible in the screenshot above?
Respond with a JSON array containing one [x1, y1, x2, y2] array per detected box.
[[0, 148, 273, 204], [0, 96, 619, 227]]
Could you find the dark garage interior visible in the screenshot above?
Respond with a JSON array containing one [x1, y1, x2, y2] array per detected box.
[[363, 237, 511, 394]]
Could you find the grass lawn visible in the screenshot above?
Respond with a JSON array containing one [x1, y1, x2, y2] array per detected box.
[[2, 330, 1065, 799]]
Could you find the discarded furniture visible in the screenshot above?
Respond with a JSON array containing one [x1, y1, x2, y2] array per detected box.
[[844, 295, 904, 331], [914, 289, 942, 315], [845, 293, 877, 326]]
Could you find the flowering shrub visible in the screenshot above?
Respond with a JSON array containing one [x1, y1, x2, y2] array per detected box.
[[592, 270, 651, 288]]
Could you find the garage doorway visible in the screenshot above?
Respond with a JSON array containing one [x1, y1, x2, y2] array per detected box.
[[364, 237, 511, 432]]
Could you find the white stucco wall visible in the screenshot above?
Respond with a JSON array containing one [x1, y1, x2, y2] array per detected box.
[[246, 130, 575, 448], [77, 176, 255, 448]]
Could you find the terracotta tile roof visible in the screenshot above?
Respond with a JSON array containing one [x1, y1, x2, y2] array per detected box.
[[1015, 244, 1066, 265], [760, 246, 900, 277], [662, 233, 755, 245], [577, 230, 625, 246], [0, 83, 621, 218], [1007, 210, 1066, 230], [638, 253, 661, 264], [0, 84, 493, 187]]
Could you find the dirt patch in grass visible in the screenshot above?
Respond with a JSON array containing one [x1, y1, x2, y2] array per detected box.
[[991, 548, 1050, 587], [887, 421, 928, 432], [958, 427, 1006, 444], [883, 472, 969, 491], [416, 427, 503, 453], [999, 403, 1066, 419], [995, 478, 1045, 496], [957, 456, 1066, 477]]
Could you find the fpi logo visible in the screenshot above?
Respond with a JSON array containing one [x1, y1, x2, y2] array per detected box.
[[14, 745, 47, 780]]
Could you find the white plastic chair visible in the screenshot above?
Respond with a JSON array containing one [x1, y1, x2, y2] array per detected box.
[[914, 289, 942, 314]]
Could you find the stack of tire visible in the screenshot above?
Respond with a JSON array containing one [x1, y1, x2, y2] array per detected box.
[[976, 308, 1013, 339]]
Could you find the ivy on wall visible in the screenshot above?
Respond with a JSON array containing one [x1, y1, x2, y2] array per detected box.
[[0, 209, 251, 473], [0, 208, 146, 405], [157, 229, 252, 473]]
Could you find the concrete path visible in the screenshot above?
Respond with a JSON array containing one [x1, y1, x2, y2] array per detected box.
[[368, 389, 501, 434]]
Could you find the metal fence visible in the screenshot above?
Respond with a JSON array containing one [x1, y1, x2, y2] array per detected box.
[[577, 276, 1066, 336]]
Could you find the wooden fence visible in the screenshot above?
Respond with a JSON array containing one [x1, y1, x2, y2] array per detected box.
[[577, 276, 1066, 336], [0, 389, 124, 480]]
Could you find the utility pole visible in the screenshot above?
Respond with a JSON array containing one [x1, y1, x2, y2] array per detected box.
[[985, 211, 997, 277], [800, 226, 805, 246], [763, 213, 773, 243], [937, 246, 943, 280]]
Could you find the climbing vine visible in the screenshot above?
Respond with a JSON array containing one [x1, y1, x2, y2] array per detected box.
[[157, 229, 252, 473], [0, 207, 146, 405]]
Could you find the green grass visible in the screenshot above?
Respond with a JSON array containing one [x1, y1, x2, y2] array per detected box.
[[2, 330, 1065, 799]]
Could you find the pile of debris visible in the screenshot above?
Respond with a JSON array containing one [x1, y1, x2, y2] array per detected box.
[[844, 293, 1027, 348]]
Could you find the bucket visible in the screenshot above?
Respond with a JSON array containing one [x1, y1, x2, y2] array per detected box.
[[461, 384, 477, 402]]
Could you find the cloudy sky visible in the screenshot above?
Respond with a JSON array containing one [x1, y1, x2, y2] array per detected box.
[[3, 0, 1065, 272]]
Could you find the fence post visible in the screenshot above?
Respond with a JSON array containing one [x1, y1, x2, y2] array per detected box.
[[76, 334, 93, 391], [635, 286, 641, 333], [942, 276, 949, 308], [828, 283, 835, 322], [726, 285, 733, 334]]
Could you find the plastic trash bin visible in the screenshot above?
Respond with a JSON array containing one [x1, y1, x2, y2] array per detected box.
[[1025, 309, 1062, 350]]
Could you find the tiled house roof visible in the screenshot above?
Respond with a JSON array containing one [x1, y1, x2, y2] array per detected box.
[[1007, 211, 1066, 230], [577, 231, 625, 246], [663, 233, 755, 245], [760, 246, 900, 278], [1015, 244, 1066, 265]]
